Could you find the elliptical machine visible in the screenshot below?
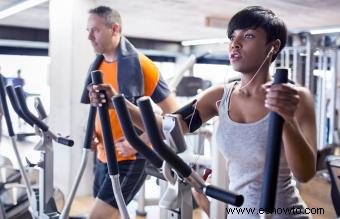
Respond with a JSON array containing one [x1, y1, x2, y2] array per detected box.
[[111, 93, 244, 219], [1, 73, 91, 219]]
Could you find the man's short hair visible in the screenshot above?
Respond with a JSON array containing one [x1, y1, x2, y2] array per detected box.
[[89, 6, 122, 33], [227, 6, 287, 61]]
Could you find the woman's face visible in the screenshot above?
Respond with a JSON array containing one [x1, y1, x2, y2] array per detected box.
[[228, 28, 271, 74]]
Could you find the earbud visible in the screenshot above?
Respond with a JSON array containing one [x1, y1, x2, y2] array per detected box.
[[267, 46, 275, 58]]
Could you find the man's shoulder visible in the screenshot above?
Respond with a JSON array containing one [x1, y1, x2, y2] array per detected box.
[[138, 53, 159, 77]]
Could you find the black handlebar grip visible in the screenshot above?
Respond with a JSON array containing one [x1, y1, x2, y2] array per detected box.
[[0, 74, 15, 136], [260, 68, 288, 213], [113, 95, 163, 168], [34, 97, 47, 120], [14, 86, 49, 132], [57, 137, 74, 147], [205, 185, 244, 207], [137, 97, 192, 177], [83, 107, 96, 149], [91, 70, 119, 175], [5, 85, 34, 126]]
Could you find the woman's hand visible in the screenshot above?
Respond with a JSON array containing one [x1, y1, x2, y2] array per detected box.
[[87, 84, 116, 108], [263, 83, 300, 124]]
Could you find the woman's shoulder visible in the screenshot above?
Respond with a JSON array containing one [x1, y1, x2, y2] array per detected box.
[[199, 85, 225, 99], [294, 85, 315, 118], [296, 85, 313, 102]]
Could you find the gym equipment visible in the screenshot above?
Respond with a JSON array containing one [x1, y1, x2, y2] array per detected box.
[[259, 68, 288, 218], [317, 144, 340, 171], [113, 95, 243, 218], [0, 156, 12, 167], [2, 81, 87, 218], [0, 74, 34, 218], [168, 52, 210, 92], [3, 72, 37, 141], [137, 97, 243, 207], [59, 104, 96, 219], [110, 94, 243, 218], [91, 70, 130, 219], [1, 75, 95, 219], [278, 33, 339, 149], [113, 95, 194, 219], [10, 85, 72, 218], [326, 155, 340, 217], [176, 76, 211, 97]]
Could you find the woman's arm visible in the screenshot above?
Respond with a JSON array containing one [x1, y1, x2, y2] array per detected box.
[[264, 84, 317, 182], [88, 84, 224, 134]]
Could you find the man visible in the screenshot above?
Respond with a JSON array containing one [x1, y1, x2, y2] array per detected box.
[[80, 6, 178, 219]]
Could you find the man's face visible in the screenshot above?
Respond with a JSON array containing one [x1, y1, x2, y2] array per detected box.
[[87, 14, 115, 54]]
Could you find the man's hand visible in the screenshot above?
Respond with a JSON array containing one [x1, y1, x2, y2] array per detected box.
[[91, 133, 99, 151], [115, 137, 137, 157], [87, 84, 116, 108]]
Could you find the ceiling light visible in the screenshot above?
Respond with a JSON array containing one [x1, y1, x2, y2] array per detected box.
[[0, 0, 48, 20], [310, 27, 340, 35], [181, 38, 229, 46], [0, 39, 48, 48]]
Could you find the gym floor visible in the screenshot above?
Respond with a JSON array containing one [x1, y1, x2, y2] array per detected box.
[[0, 136, 336, 219]]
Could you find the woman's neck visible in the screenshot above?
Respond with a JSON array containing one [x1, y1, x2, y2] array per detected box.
[[238, 71, 271, 96]]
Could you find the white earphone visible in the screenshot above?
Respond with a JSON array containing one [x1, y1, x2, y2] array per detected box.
[[267, 46, 275, 58]]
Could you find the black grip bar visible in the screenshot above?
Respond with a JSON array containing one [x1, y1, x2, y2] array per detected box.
[[260, 68, 288, 213], [91, 70, 119, 175], [137, 97, 191, 177], [137, 97, 244, 206], [14, 86, 49, 132], [13, 86, 74, 147], [5, 85, 34, 126], [34, 97, 47, 120], [83, 107, 97, 150], [112, 94, 163, 168], [0, 74, 15, 136], [56, 137, 74, 147], [205, 185, 244, 207]]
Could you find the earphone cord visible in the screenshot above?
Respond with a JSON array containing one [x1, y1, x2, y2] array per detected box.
[[188, 100, 199, 132], [239, 49, 273, 91]]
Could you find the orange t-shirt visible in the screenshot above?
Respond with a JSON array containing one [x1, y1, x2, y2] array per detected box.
[[95, 53, 161, 162]]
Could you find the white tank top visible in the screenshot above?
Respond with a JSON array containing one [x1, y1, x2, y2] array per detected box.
[[216, 82, 310, 219]]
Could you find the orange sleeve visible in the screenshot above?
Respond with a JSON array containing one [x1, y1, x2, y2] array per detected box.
[[138, 53, 159, 96]]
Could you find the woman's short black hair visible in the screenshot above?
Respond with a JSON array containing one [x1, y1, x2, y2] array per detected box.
[[227, 6, 287, 61]]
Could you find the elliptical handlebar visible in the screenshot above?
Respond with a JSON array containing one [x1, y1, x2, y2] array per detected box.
[[90, 70, 119, 175], [260, 68, 288, 213], [205, 185, 244, 207], [56, 136, 74, 147], [5, 85, 34, 126], [34, 97, 47, 120], [14, 86, 49, 132], [6, 85, 74, 147], [83, 107, 97, 150], [0, 74, 15, 136], [137, 97, 244, 207], [137, 97, 192, 177], [112, 94, 163, 169], [90, 70, 130, 219]]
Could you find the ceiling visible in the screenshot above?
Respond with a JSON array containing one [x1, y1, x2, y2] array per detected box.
[[0, 0, 339, 42]]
